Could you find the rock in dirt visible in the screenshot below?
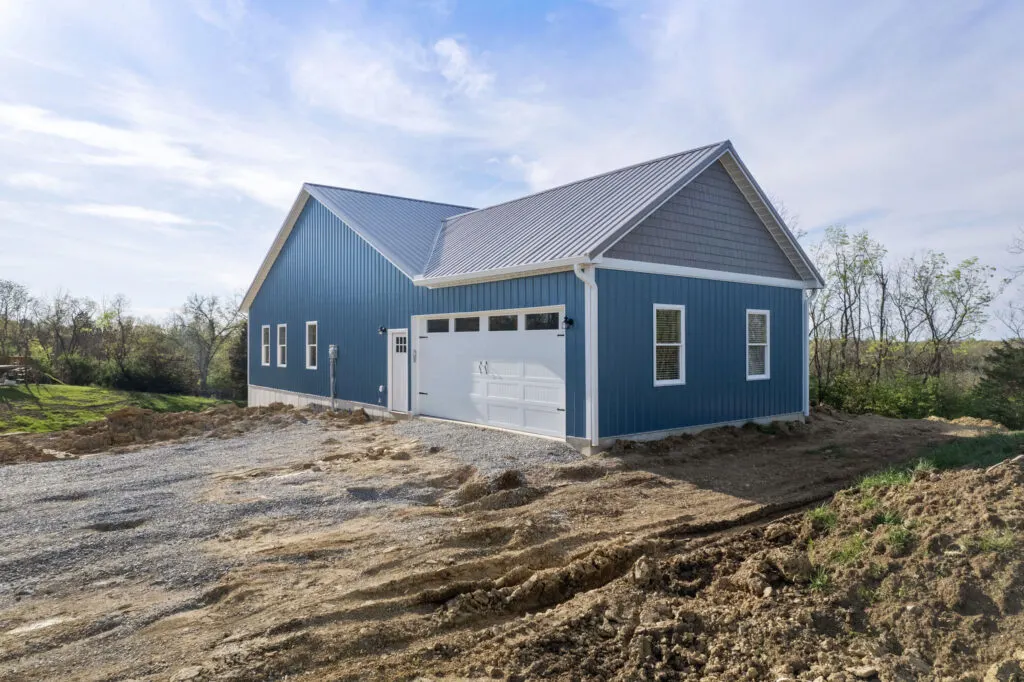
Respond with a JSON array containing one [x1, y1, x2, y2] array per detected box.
[[766, 547, 813, 583], [985, 660, 1024, 682]]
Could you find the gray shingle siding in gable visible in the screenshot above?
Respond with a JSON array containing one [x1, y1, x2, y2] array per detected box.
[[605, 161, 801, 280]]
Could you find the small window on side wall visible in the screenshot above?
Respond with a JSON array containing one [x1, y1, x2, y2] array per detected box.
[[305, 321, 318, 370], [261, 325, 271, 366], [747, 310, 770, 380], [654, 304, 685, 386], [277, 324, 287, 367], [427, 318, 449, 333]]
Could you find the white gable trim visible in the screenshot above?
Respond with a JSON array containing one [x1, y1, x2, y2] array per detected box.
[[716, 149, 824, 287], [592, 144, 822, 289], [595, 257, 809, 290], [241, 190, 311, 310]]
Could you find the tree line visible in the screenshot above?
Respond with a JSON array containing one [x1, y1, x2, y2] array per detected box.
[[0, 283, 247, 399], [808, 225, 1022, 427]]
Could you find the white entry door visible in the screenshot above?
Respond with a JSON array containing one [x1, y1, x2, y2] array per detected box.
[[415, 307, 565, 438], [388, 329, 409, 412]]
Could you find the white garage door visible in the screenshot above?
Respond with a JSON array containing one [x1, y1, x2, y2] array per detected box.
[[415, 307, 566, 438]]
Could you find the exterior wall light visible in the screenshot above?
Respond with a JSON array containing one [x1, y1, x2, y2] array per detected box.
[[378, 326, 387, 335], [562, 316, 574, 330]]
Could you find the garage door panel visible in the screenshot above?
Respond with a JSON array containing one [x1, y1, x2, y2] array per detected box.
[[417, 308, 566, 438]]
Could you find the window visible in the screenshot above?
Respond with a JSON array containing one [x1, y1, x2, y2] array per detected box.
[[525, 312, 559, 330], [261, 325, 271, 366], [653, 304, 685, 386], [277, 324, 287, 367], [455, 317, 480, 332], [427, 318, 449, 333], [488, 314, 518, 331], [305, 321, 318, 370], [747, 310, 770, 380]]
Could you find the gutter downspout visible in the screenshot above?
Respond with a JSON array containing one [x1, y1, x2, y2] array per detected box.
[[573, 264, 599, 448]]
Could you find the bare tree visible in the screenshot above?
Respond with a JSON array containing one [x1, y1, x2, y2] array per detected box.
[[172, 294, 243, 394], [97, 294, 137, 376], [0, 279, 31, 357]]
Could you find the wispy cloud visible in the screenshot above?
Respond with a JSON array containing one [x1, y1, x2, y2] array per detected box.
[[66, 203, 195, 225], [0, 0, 1020, 336]]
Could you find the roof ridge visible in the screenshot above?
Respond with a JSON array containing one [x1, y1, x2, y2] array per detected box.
[[303, 182, 475, 211], [444, 141, 729, 224]]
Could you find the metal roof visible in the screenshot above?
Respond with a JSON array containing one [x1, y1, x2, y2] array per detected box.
[[304, 184, 473, 278], [421, 142, 727, 279], [242, 140, 822, 309]]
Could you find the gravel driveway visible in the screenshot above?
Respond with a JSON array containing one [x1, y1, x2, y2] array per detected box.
[[0, 417, 578, 616]]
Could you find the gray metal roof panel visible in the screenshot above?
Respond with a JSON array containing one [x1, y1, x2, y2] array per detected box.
[[303, 184, 473, 277], [423, 142, 727, 278]]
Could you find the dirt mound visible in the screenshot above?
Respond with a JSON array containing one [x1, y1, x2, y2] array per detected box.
[[927, 415, 1008, 430], [0, 435, 58, 465], [1, 403, 375, 463]]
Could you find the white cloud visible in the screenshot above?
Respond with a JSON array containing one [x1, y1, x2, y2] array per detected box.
[[434, 37, 493, 97], [6, 171, 67, 192], [66, 203, 195, 225]]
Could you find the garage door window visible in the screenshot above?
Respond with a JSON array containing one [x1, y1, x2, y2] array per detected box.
[[653, 304, 685, 386], [488, 314, 518, 331], [525, 312, 559, 330], [427, 318, 449, 333], [455, 317, 480, 332]]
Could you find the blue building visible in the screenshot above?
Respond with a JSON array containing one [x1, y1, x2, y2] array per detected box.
[[241, 141, 823, 451]]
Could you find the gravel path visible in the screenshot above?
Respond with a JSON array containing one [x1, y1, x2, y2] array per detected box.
[[0, 418, 581, 613], [392, 418, 580, 475]]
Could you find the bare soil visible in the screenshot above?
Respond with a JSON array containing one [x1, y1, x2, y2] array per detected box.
[[0, 408, 1019, 681]]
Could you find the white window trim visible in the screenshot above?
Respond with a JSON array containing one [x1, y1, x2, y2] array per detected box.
[[277, 323, 287, 368], [261, 325, 271, 367], [746, 309, 770, 381], [305, 321, 318, 370], [653, 303, 686, 387]]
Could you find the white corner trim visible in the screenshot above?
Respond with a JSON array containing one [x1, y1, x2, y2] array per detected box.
[[595, 257, 809, 290], [653, 303, 686, 386], [746, 309, 770, 381], [573, 264, 599, 447]]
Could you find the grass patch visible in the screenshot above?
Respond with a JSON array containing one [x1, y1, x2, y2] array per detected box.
[[886, 526, 915, 554], [806, 505, 838, 531], [809, 566, 833, 592], [0, 385, 224, 434], [869, 510, 903, 529], [859, 468, 912, 490], [857, 495, 879, 512], [917, 432, 1024, 471], [831, 533, 868, 565], [976, 530, 1016, 554]]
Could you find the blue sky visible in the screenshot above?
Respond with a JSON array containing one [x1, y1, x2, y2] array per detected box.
[[0, 0, 1021, 333]]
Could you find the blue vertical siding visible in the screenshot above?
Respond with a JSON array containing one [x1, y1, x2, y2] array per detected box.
[[597, 268, 803, 438], [248, 199, 587, 437]]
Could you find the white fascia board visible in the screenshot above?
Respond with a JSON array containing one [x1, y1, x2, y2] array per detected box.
[[595, 257, 810, 290], [414, 256, 589, 288], [717, 147, 825, 288], [240, 190, 311, 310]]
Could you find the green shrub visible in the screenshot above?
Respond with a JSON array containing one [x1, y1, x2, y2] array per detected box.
[[971, 342, 1024, 429]]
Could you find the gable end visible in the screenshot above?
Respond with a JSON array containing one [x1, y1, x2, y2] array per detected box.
[[604, 160, 801, 280]]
